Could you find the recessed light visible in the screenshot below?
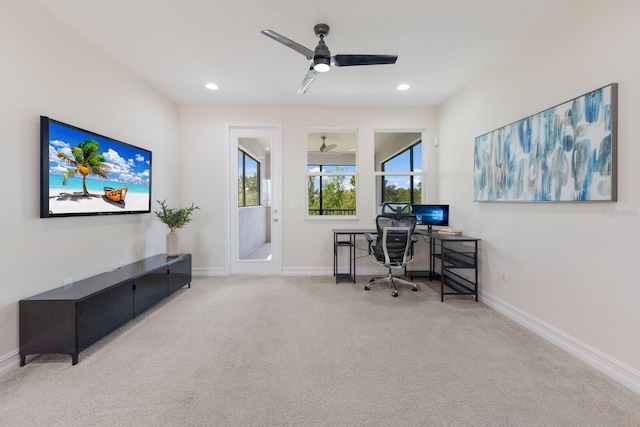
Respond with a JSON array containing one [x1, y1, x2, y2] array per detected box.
[[205, 82, 219, 90], [397, 83, 410, 91]]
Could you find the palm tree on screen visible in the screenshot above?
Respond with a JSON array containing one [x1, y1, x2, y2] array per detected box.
[[57, 139, 110, 197]]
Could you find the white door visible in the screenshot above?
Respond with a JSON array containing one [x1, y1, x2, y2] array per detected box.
[[228, 125, 282, 274]]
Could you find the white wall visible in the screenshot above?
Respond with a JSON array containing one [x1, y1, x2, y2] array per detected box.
[[438, 0, 640, 380], [0, 0, 179, 370], [178, 105, 437, 274]]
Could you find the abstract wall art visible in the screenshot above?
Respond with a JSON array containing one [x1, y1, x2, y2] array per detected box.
[[474, 83, 617, 202]]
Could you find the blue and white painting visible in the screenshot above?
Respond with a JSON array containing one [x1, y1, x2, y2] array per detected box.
[[474, 84, 617, 202]]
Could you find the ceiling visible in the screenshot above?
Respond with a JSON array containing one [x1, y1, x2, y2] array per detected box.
[[34, 0, 574, 107]]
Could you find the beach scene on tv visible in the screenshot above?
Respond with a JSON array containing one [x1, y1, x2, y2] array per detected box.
[[47, 121, 151, 215]]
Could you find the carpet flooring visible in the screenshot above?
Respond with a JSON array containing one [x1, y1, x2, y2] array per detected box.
[[1, 275, 639, 426]]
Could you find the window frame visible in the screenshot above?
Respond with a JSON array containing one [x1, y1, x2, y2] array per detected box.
[[374, 135, 425, 210], [238, 148, 261, 207], [307, 164, 357, 217], [306, 130, 358, 220]]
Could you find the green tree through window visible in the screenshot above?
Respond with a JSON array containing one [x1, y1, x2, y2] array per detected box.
[[238, 149, 260, 207], [307, 165, 356, 215], [381, 141, 422, 204]]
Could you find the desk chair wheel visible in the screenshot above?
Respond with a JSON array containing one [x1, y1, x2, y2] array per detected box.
[[392, 290, 398, 297], [364, 277, 376, 291]]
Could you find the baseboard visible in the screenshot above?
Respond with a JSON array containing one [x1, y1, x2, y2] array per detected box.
[[192, 267, 226, 276], [197, 267, 394, 277], [0, 349, 20, 378], [282, 267, 331, 276], [481, 292, 640, 395], [281, 266, 389, 277]]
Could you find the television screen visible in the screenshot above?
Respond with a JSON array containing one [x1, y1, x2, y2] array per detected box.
[[40, 116, 152, 218], [411, 204, 449, 228]]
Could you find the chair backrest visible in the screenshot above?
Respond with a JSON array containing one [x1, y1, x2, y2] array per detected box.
[[380, 201, 411, 219], [372, 214, 417, 267]]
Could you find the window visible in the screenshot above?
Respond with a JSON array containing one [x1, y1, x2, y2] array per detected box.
[[307, 165, 356, 215], [238, 149, 260, 207], [381, 142, 422, 204], [374, 132, 424, 207], [307, 131, 357, 217]]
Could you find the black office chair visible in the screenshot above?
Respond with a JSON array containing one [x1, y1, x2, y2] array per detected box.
[[364, 203, 418, 297]]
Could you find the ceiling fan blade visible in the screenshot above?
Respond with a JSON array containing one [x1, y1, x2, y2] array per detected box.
[[297, 67, 318, 94], [333, 54, 398, 67], [261, 29, 314, 60], [324, 144, 338, 152]]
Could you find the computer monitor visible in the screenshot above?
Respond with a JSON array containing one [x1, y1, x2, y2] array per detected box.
[[411, 204, 449, 231]]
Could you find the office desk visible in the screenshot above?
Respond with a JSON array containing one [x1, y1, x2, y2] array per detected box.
[[412, 230, 481, 301], [332, 229, 375, 283], [332, 228, 481, 301]]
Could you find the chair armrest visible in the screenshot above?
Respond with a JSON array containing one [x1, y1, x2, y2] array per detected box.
[[364, 232, 374, 254]]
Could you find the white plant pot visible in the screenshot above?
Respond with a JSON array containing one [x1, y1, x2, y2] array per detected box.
[[166, 231, 179, 257]]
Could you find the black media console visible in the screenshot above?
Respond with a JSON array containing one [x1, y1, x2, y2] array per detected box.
[[19, 253, 192, 366]]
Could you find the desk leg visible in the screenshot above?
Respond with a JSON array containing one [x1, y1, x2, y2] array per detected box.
[[429, 238, 435, 281], [474, 241, 479, 302], [333, 233, 338, 283], [440, 245, 446, 302], [351, 233, 357, 283]]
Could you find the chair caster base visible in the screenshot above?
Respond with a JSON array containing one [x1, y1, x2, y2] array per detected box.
[[364, 286, 370, 291], [392, 291, 398, 297]]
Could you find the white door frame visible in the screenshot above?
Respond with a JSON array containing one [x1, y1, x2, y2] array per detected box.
[[227, 124, 282, 275]]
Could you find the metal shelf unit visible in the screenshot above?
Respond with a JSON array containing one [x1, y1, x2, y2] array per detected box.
[[432, 240, 479, 301], [332, 229, 375, 283]]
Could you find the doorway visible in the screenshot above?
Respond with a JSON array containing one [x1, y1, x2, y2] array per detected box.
[[228, 125, 282, 274]]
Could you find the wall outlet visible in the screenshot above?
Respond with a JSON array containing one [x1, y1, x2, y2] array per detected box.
[[62, 277, 73, 288], [501, 269, 508, 281]]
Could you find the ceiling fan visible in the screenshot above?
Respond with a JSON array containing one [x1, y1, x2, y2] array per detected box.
[[261, 23, 398, 94], [309, 136, 338, 155], [319, 136, 337, 153]]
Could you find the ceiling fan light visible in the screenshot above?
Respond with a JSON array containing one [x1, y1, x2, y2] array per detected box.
[[314, 63, 330, 72], [313, 56, 331, 72]]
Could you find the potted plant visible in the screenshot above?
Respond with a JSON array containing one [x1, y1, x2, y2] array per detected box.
[[154, 199, 200, 256]]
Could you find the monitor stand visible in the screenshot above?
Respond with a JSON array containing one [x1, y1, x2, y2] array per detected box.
[[416, 224, 434, 233]]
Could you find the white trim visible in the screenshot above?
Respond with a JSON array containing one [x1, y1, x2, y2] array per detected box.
[[282, 267, 332, 276], [281, 266, 389, 277], [227, 124, 283, 275], [306, 128, 359, 221], [192, 267, 226, 277], [0, 349, 20, 378], [481, 292, 640, 395]]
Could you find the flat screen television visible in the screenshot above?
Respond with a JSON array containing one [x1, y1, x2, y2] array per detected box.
[[411, 204, 449, 230], [40, 116, 152, 218]]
